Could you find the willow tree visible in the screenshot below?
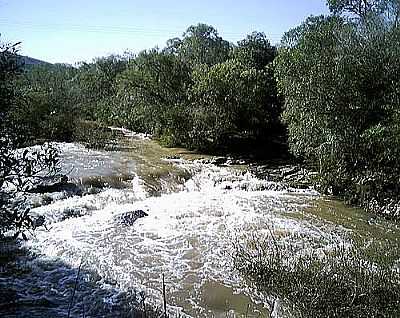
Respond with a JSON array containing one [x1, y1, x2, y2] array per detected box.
[[275, 1, 400, 198], [116, 49, 191, 145], [166, 23, 231, 67]]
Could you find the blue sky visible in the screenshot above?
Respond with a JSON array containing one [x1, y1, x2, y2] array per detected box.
[[0, 0, 329, 64]]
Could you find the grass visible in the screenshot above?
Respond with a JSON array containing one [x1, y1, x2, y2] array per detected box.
[[72, 120, 119, 149], [234, 233, 400, 317]]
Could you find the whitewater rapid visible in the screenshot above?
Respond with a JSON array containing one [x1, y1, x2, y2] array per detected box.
[[18, 142, 343, 317]]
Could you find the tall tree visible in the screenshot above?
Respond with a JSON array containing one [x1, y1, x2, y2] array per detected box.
[[170, 23, 231, 67], [275, 2, 400, 198], [14, 63, 79, 141], [0, 40, 21, 130], [233, 32, 276, 70], [327, 0, 400, 26], [77, 55, 128, 122], [189, 59, 277, 149], [116, 49, 191, 144]]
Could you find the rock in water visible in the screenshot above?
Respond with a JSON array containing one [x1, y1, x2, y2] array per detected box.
[[27, 174, 82, 195], [211, 157, 228, 165], [114, 210, 148, 226]]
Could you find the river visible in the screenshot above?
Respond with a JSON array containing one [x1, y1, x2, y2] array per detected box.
[[2, 133, 400, 317]]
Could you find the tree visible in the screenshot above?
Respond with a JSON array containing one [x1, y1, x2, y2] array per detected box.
[[116, 49, 191, 145], [169, 23, 231, 67], [328, 0, 386, 17], [163, 37, 182, 55], [0, 39, 59, 239], [327, 0, 400, 26], [189, 59, 277, 149], [275, 6, 400, 200], [77, 55, 128, 123], [0, 39, 22, 140], [13, 63, 79, 141], [233, 31, 276, 70]]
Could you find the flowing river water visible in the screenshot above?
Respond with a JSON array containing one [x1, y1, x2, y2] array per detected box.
[[2, 133, 400, 317]]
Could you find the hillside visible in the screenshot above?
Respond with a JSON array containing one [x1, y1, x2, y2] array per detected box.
[[19, 55, 51, 66]]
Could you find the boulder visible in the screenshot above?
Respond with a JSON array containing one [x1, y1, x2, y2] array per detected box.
[[166, 155, 181, 160], [211, 157, 228, 165], [114, 210, 148, 226], [27, 175, 82, 195]]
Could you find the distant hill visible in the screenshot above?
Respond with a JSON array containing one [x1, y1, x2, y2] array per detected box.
[[19, 55, 52, 67]]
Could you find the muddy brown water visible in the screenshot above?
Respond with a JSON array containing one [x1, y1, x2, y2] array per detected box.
[[2, 133, 399, 317]]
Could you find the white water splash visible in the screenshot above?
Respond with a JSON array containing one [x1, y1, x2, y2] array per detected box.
[[21, 143, 338, 317]]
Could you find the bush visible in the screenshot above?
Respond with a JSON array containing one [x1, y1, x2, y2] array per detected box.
[[234, 233, 400, 317], [73, 120, 118, 149], [0, 143, 60, 239], [188, 59, 279, 150], [116, 49, 192, 143], [274, 6, 400, 215], [12, 63, 79, 142], [0, 39, 60, 240]]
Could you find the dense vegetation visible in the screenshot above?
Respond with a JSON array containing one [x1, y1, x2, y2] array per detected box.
[[6, 24, 282, 153], [275, 0, 400, 217], [3, 2, 400, 222], [1, 0, 400, 227], [0, 41, 59, 239], [1, 1, 400, 316], [235, 233, 400, 317]]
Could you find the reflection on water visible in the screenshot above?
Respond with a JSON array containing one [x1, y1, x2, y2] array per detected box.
[[4, 137, 398, 317]]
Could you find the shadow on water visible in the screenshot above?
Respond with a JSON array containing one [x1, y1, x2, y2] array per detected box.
[[0, 241, 159, 318], [14, 136, 400, 317], [0, 241, 268, 318]]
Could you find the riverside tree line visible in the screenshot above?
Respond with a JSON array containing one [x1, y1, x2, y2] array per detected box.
[[1, 0, 400, 238]]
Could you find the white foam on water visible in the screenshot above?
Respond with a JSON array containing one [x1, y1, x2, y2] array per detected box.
[[24, 145, 332, 316], [55, 142, 137, 179]]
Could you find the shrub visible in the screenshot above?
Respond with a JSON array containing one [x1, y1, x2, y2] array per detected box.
[[234, 233, 400, 317]]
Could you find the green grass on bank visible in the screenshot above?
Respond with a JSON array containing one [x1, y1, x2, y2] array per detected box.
[[234, 233, 400, 317]]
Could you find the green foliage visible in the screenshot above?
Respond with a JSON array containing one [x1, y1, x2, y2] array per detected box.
[[0, 39, 60, 239], [275, 4, 400, 212], [233, 31, 276, 70], [0, 144, 60, 239], [10, 55, 128, 143], [12, 63, 79, 141], [276, 16, 346, 157], [167, 23, 231, 67], [327, 0, 389, 17], [189, 59, 279, 149], [117, 49, 192, 144], [72, 120, 118, 149], [8, 24, 282, 154], [110, 27, 281, 152], [0, 40, 21, 123], [77, 55, 128, 123], [235, 234, 400, 317], [327, 0, 400, 25]]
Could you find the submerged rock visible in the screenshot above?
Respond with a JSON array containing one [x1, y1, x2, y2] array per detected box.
[[60, 208, 85, 221], [226, 158, 247, 165], [27, 175, 82, 196], [114, 210, 148, 226], [211, 157, 228, 165], [250, 164, 316, 189], [166, 155, 181, 160]]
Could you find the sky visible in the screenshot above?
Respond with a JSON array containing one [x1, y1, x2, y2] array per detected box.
[[0, 0, 330, 64]]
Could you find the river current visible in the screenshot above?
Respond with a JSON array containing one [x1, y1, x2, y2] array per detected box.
[[2, 134, 399, 317]]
